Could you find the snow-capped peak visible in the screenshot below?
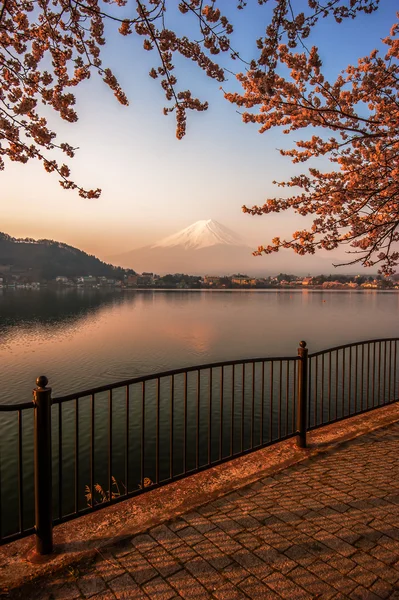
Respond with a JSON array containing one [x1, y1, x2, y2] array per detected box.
[[152, 220, 244, 250]]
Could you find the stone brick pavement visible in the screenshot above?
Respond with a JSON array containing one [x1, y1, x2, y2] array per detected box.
[[15, 423, 399, 599]]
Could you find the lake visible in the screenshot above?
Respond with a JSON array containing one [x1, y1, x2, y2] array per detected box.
[[1, 288, 398, 539], [1, 287, 398, 403]]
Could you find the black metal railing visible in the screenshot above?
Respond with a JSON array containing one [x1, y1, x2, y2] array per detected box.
[[0, 337, 398, 556]]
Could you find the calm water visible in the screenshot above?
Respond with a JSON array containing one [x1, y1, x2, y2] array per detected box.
[[1, 288, 398, 537], [1, 288, 398, 403]]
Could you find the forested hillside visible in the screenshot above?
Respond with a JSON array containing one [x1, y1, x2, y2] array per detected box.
[[0, 233, 133, 280]]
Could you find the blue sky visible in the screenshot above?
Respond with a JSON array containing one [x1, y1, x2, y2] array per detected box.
[[1, 1, 397, 271]]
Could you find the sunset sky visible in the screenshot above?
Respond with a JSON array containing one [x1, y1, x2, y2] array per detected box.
[[2, 2, 397, 271]]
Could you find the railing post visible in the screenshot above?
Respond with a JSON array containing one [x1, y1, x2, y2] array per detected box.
[[297, 341, 308, 448], [33, 375, 53, 555]]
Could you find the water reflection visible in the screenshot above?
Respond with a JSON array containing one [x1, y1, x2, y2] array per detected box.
[[1, 289, 399, 404], [0, 288, 133, 341]]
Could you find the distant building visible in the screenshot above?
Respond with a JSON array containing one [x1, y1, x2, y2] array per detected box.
[[137, 275, 153, 285], [204, 275, 220, 285], [126, 275, 138, 286], [76, 275, 97, 285], [231, 275, 256, 286], [302, 277, 313, 286]]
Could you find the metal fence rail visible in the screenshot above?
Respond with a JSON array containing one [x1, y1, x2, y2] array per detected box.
[[0, 337, 398, 556], [308, 338, 399, 429]]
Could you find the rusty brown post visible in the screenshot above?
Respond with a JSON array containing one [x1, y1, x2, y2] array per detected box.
[[297, 341, 308, 448], [33, 376, 53, 555]]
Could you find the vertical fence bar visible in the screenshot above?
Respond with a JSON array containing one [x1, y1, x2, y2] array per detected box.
[[90, 394, 94, 508], [261, 361, 265, 446], [372, 342, 376, 407], [361, 344, 365, 411], [335, 350, 338, 420], [308, 357, 312, 428], [142, 381, 146, 488], [292, 360, 297, 434], [108, 389, 112, 502], [328, 352, 332, 422], [321, 354, 325, 424], [241, 363, 245, 452], [58, 402, 63, 519], [184, 372, 187, 473], [208, 368, 212, 464], [125, 387, 129, 494], [297, 342, 308, 448], [196, 370, 200, 470], [388, 341, 392, 403], [285, 361, 289, 436], [170, 376, 174, 478], [220, 366, 224, 460], [33, 376, 53, 555], [156, 379, 160, 484], [395, 342, 398, 401], [378, 341, 382, 405], [75, 397, 79, 513], [367, 343, 371, 409], [383, 341, 387, 404], [355, 345, 358, 414], [342, 348, 345, 417], [231, 365, 235, 456], [18, 410, 23, 533], [270, 361, 273, 442], [278, 360, 282, 439], [315, 356, 318, 426], [348, 346, 352, 416], [251, 362, 255, 448]]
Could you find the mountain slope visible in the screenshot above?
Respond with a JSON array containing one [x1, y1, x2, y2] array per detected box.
[[152, 220, 244, 250], [109, 219, 256, 275], [0, 232, 133, 279], [107, 219, 350, 276]]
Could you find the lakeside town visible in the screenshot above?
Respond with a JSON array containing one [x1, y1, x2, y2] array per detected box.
[[1, 267, 399, 290]]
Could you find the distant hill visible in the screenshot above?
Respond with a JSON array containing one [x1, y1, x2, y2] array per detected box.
[[0, 232, 134, 280]]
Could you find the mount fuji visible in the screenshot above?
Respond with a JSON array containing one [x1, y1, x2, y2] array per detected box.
[[108, 220, 260, 275]]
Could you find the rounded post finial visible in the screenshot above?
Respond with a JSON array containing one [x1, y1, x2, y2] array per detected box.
[[299, 341, 307, 348], [36, 375, 49, 389]]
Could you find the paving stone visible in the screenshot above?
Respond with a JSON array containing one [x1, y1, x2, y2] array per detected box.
[[184, 556, 226, 592], [149, 525, 183, 550], [289, 565, 336, 598], [95, 552, 125, 583], [118, 549, 158, 585], [77, 571, 108, 598], [221, 561, 250, 585], [193, 539, 232, 570], [48, 582, 81, 600], [176, 526, 207, 547], [142, 576, 176, 600], [263, 570, 312, 599], [108, 573, 147, 599], [145, 545, 182, 578], [233, 548, 273, 580], [348, 564, 378, 588], [181, 511, 216, 533], [238, 575, 280, 599], [167, 569, 211, 599], [212, 582, 247, 600]]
